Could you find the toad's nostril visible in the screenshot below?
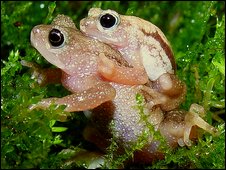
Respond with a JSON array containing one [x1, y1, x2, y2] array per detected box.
[[32, 27, 41, 34], [30, 28, 41, 48]]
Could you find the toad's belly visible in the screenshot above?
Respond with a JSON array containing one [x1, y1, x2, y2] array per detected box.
[[91, 83, 153, 147]]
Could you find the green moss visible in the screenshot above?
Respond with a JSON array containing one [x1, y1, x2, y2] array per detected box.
[[1, 1, 225, 169]]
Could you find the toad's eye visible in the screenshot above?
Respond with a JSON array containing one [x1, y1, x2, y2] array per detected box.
[[99, 13, 119, 29], [49, 29, 65, 47]]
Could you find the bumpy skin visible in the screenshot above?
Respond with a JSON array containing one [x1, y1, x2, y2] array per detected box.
[[84, 87, 218, 163], [80, 8, 186, 111], [29, 14, 148, 112], [28, 14, 218, 164]]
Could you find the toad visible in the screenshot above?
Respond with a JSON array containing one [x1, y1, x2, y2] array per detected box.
[[80, 8, 187, 111]]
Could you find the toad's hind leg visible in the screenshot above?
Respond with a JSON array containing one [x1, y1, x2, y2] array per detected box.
[[183, 103, 219, 146], [29, 82, 116, 112]]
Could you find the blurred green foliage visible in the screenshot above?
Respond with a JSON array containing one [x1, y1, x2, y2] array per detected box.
[[1, 1, 225, 169]]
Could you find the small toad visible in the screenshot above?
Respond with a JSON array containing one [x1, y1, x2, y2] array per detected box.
[[80, 8, 187, 111]]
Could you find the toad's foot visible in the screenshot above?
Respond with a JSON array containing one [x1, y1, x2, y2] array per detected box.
[[183, 103, 219, 146], [159, 104, 219, 147], [21, 60, 62, 85], [136, 85, 168, 109]]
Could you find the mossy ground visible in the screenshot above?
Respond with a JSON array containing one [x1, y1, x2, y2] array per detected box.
[[1, 1, 225, 169]]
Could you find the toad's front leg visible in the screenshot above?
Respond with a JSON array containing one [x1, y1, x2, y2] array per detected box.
[[29, 82, 116, 112], [153, 73, 186, 98], [136, 85, 183, 111], [152, 73, 187, 110], [98, 53, 149, 85], [137, 73, 187, 111]]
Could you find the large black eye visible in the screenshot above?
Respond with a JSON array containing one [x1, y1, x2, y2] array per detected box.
[[49, 29, 64, 47], [100, 13, 117, 28]]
